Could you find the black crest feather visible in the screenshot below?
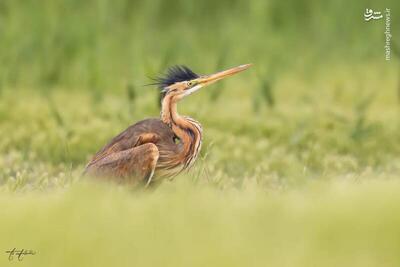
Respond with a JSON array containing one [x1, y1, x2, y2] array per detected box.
[[154, 65, 199, 90]]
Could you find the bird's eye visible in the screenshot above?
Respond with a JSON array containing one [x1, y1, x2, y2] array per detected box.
[[187, 81, 197, 88]]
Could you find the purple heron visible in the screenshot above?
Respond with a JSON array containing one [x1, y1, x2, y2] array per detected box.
[[84, 64, 252, 186]]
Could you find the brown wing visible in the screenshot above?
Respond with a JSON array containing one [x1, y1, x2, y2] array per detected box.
[[87, 118, 176, 167]]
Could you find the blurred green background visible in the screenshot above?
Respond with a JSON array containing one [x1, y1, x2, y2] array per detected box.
[[0, 0, 396, 90], [0, 0, 399, 266]]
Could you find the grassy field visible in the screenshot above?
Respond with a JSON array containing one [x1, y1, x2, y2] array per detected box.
[[1, 0, 400, 266]]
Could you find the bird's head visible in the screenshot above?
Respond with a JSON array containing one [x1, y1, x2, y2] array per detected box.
[[154, 64, 252, 102]]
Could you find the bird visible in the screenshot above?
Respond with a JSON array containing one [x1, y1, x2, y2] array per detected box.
[[84, 64, 252, 186]]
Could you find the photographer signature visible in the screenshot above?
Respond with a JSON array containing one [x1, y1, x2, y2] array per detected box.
[[5, 248, 36, 261]]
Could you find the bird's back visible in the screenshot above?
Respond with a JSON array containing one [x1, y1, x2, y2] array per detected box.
[[87, 118, 182, 172]]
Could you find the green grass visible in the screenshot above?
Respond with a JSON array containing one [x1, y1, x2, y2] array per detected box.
[[1, 0, 400, 265], [2, 180, 400, 267], [1, 62, 399, 266]]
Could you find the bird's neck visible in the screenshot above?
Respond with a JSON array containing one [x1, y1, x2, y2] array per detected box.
[[161, 96, 178, 126], [161, 95, 202, 168]]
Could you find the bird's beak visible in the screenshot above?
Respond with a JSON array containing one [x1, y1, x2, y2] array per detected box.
[[197, 64, 252, 87]]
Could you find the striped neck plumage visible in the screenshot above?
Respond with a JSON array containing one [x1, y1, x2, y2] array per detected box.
[[160, 94, 203, 168]]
